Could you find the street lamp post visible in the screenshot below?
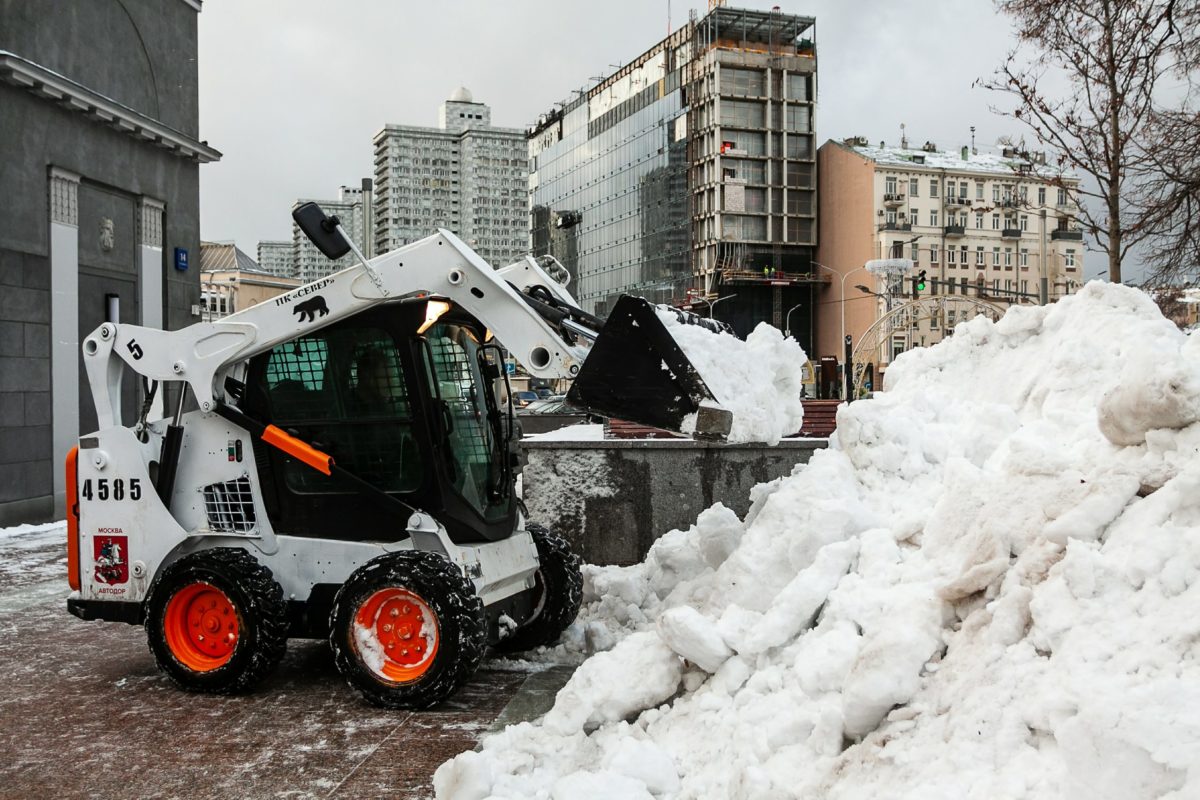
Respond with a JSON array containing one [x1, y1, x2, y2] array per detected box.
[[811, 261, 868, 356], [689, 292, 738, 321], [784, 302, 804, 338]]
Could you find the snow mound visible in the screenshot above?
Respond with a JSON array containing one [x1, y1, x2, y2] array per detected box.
[[438, 283, 1200, 799], [656, 311, 806, 444]]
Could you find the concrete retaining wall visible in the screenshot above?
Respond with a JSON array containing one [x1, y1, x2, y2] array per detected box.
[[521, 438, 827, 566]]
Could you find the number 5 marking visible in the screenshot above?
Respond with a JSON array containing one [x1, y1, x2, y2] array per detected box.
[[127, 340, 144, 360]]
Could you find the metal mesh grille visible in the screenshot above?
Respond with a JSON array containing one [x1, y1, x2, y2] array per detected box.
[[203, 477, 257, 534], [429, 334, 491, 466]]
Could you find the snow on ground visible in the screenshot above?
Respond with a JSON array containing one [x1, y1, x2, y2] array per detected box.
[[656, 311, 806, 445], [0, 521, 66, 586], [524, 424, 606, 442], [436, 283, 1200, 799]]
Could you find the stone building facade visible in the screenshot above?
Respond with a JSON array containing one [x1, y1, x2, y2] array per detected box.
[[0, 0, 218, 523]]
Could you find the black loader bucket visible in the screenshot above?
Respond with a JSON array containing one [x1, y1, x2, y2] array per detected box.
[[568, 295, 733, 439]]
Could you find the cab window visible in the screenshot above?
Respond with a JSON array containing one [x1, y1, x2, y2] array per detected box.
[[263, 327, 420, 494]]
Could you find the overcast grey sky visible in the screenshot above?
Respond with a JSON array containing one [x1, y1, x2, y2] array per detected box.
[[199, 1, 1110, 277]]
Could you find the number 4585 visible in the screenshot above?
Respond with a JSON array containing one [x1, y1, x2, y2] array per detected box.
[[81, 478, 142, 501]]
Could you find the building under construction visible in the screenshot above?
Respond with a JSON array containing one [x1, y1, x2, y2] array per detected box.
[[528, 4, 820, 344]]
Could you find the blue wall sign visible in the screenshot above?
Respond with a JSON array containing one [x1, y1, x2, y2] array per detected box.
[[174, 247, 189, 271]]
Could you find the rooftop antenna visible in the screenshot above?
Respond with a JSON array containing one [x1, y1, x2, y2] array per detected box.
[[900, 122, 907, 150], [971, 126, 977, 154]]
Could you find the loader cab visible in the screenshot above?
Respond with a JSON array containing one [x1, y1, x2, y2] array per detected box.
[[242, 299, 517, 545]]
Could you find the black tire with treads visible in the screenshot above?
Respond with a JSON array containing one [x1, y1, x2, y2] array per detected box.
[[329, 550, 486, 709], [144, 547, 289, 694], [494, 523, 583, 654]]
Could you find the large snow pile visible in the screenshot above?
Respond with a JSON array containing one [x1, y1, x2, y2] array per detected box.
[[437, 284, 1200, 799], [656, 310, 805, 444]]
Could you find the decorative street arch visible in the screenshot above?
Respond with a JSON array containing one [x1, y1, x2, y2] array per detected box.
[[851, 295, 1006, 394]]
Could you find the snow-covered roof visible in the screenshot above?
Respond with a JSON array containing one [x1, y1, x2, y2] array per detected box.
[[841, 140, 1076, 181]]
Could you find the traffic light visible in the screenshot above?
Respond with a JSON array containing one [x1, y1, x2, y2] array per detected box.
[[911, 269, 927, 300]]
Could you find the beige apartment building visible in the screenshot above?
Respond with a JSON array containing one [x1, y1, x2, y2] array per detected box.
[[816, 138, 1084, 378], [199, 242, 301, 321]]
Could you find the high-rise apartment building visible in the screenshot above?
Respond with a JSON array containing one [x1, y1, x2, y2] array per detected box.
[[528, 6, 818, 343], [817, 137, 1084, 372], [373, 89, 526, 267], [291, 186, 364, 284], [256, 240, 293, 278]]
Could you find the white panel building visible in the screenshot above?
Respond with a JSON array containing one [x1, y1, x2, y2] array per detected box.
[[373, 89, 527, 267], [256, 240, 293, 278], [291, 186, 364, 284]]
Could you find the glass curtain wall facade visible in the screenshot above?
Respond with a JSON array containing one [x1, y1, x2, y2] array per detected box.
[[529, 7, 820, 348], [530, 48, 691, 316]]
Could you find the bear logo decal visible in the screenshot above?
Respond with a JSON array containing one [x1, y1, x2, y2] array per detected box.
[[293, 295, 330, 323]]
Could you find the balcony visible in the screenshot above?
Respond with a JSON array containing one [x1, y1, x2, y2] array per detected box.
[[878, 221, 913, 232], [944, 224, 966, 237], [1000, 198, 1022, 209], [1001, 228, 1023, 239], [944, 196, 970, 209], [1051, 228, 1083, 241], [883, 192, 906, 207]]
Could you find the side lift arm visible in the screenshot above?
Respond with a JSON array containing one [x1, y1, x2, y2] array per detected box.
[[82, 228, 590, 430]]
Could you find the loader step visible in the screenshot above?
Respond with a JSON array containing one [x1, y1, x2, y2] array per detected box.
[[67, 597, 143, 624]]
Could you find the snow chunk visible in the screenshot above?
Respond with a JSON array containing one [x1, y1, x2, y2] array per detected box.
[[543, 631, 683, 734], [655, 311, 805, 444], [656, 606, 732, 673]]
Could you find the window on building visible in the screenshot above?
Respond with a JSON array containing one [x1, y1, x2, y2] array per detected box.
[[911, 242, 920, 260], [930, 244, 940, 263], [1058, 188, 1068, 205], [948, 247, 957, 264], [785, 105, 810, 133], [993, 185, 1001, 202], [959, 181, 969, 198], [910, 177, 919, 196], [992, 247, 1001, 266], [930, 209, 939, 226], [960, 277, 968, 293], [930, 179, 939, 198], [976, 181, 984, 200], [786, 73, 808, 100], [909, 210, 918, 226], [887, 210, 897, 224], [1020, 215, 1028, 231], [975, 212, 984, 229], [725, 67, 767, 96], [1020, 249, 1029, 267], [885, 176, 897, 195], [992, 214, 1000, 230], [1004, 248, 1013, 267], [1038, 187, 1046, 205], [1065, 248, 1076, 267]]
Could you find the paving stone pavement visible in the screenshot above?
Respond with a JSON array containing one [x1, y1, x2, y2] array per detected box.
[[0, 528, 573, 800]]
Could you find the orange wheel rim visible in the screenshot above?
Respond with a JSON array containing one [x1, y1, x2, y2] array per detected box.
[[163, 582, 240, 672], [352, 588, 439, 684]]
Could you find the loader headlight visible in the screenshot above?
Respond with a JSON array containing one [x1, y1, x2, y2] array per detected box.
[[418, 300, 451, 334]]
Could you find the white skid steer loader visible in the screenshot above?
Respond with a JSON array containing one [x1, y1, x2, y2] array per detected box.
[[65, 204, 733, 708]]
